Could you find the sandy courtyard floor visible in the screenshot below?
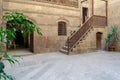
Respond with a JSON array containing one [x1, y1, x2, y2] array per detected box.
[[5, 51, 120, 80]]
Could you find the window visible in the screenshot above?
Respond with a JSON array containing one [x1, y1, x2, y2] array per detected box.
[[58, 21, 67, 36]]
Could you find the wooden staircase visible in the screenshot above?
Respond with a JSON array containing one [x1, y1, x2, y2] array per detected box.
[[60, 15, 107, 54]]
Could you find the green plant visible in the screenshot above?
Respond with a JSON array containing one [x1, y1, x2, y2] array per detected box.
[[105, 25, 119, 50], [4, 12, 42, 37], [0, 27, 18, 80], [0, 12, 42, 80]]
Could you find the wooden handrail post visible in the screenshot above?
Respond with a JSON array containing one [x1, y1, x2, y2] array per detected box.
[[67, 37, 69, 55], [92, 16, 93, 25]]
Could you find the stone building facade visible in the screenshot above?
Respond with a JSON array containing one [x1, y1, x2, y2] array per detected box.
[[0, 0, 119, 54]]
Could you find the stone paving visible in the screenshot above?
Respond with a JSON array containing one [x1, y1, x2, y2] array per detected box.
[[5, 51, 120, 80]]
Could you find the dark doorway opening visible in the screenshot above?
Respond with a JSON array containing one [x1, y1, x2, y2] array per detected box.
[[6, 20, 34, 52], [82, 7, 88, 23], [96, 32, 102, 49], [15, 30, 25, 49]]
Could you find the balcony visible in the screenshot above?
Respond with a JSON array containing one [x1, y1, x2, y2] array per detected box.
[[93, 15, 107, 27]]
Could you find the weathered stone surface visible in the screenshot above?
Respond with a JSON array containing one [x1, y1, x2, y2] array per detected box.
[[0, 0, 3, 24], [1, 0, 120, 53]]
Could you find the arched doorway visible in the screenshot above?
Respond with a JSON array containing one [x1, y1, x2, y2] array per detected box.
[[96, 32, 102, 49], [6, 20, 33, 52]]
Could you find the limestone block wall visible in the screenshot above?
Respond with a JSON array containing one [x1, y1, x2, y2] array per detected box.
[[0, 0, 3, 24], [80, 0, 92, 22], [107, 0, 120, 26], [94, 0, 106, 16], [94, 0, 120, 51], [108, 0, 120, 51], [3, 0, 81, 53], [2, 0, 110, 53]]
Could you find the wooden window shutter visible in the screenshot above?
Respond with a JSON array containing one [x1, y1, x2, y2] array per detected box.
[[58, 21, 66, 36]]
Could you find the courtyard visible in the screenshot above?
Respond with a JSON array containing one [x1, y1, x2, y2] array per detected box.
[[0, 0, 120, 80], [5, 51, 120, 80]]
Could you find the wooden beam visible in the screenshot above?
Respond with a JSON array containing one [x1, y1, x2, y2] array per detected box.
[[105, 0, 108, 25], [106, 1, 108, 17], [92, 0, 94, 15]]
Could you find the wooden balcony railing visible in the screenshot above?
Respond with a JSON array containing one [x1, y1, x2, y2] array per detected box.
[[32, 0, 78, 8], [93, 15, 107, 26]]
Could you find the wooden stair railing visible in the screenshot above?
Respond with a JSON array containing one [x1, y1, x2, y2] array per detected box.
[[60, 15, 107, 54], [68, 16, 93, 51], [60, 16, 94, 54]]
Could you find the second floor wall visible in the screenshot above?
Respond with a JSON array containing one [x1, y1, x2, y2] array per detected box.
[[31, 0, 78, 8], [3, 0, 81, 25]]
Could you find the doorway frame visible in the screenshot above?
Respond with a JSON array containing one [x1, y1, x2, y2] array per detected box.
[[96, 32, 103, 50], [82, 7, 88, 23]]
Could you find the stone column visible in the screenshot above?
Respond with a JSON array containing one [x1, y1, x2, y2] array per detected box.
[[89, 0, 93, 16]]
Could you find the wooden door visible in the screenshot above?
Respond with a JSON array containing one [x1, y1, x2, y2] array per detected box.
[[30, 33, 34, 52], [96, 32, 102, 49]]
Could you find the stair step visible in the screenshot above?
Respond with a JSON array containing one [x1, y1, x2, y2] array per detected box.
[[62, 46, 68, 50], [59, 49, 68, 54], [63, 46, 68, 48], [61, 16, 94, 54]]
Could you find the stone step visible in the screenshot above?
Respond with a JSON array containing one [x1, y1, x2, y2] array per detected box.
[[59, 49, 68, 54], [62, 46, 68, 50], [63, 46, 68, 49]]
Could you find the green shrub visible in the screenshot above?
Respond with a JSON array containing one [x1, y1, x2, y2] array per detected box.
[[105, 25, 119, 50], [0, 12, 42, 80]]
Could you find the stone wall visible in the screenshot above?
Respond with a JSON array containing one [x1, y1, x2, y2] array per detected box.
[[32, 0, 78, 8], [108, 0, 120, 51], [94, 0, 120, 51], [1, 0, 111, 53], [0, 0, 3, 24], [3, 0, 81, 53], [94, 0, 106, 16]]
